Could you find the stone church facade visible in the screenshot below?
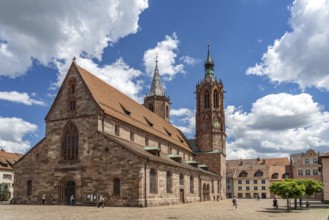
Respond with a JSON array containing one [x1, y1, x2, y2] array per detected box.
[[13, 46, 226, 207]]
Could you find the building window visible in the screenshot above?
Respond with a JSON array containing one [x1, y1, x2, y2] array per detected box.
[[113, 178, 120, 196], [253, 180, 257, 184], [254, 170, 263, 177], [228, 186, 231, 189], [150, 169, 157, 193], [262, 186, 266, 190], [313, 158, 318, 164], [130, 132, 134, 141], [62, 122, 79, 161], [166, 105, 169, 118], [271, 173, 279, 179], [298, 170, 303, 176], [305, 159, 309, 164], [211, 180, 214, 193], [246, 180, 250, 184], [145, 138, 149, 146], [254, 186, 258, 190], [238, 171, 248, 177], [261, 180, 266, 184], [246, 186, 250, 190], [179, 174, 184, 186], [166, 171, 172, 193], [238, 186, 242, 191], [3, 174, 12, 180], [27, 180, 32, 196], [115, 124, 119, 136], [305, 170, 311, 176], [69, 100, 76, 111], [148, 104, 154, 112], [190, 176, 194, 193], [204, 90, 210, 109], [238, 180, 242, 184], [313, 170, 318, 176], [213, 90, 219, 108]]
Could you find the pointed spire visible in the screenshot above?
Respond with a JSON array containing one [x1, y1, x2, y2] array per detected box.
[[204, 41, 214, 77], [149, 54, 165, 96]]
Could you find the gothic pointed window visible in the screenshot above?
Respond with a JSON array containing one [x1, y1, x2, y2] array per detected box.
[[150, 168, 157, 193], [166, 171, 172, 193], [166, 105, 169, 118], [204, 90, 210, 109], [26, 180, 32, 196], [148, 104, 154, 112], [113, 178, 120, 196], [190, 176, 194, 193], [62, 122, 79, 161], [67, 79, 77, 112], [213, 90, 219, 109]]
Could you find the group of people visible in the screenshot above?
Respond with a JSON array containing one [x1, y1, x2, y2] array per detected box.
[[231, 196, 279, 210], [41, 194, 105, 207]]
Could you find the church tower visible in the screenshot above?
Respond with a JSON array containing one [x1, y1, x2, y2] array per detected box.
[[194, 44, 226, 198], [195, 44, 226, 154], [144, 56, 171, 122]]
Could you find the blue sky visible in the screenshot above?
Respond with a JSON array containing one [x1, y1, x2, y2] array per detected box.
[[0, 0, 329, 159]]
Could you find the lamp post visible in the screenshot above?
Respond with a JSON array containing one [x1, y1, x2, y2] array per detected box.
[[285, 192, 289, 212]]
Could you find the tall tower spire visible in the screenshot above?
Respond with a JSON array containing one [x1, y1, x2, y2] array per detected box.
[[144, 54, 171, 121], [204, 42, 215, 78], [149, 54, 165, 96]]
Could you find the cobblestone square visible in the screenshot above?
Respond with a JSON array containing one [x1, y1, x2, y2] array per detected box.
[[1, 199, 328, 220]]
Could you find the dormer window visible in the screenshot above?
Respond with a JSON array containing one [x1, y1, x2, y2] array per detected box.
[[164, 128, 172, 136], [238, 171, 248, 177], [254, 170, 263, 177], [144, 117, 153, 127]]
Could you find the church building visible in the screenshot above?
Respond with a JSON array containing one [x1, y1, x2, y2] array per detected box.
[[13, 46, 226, 207]]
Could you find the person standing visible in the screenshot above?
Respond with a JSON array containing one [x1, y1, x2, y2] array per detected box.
[[273, 198, 278, 209], [232, 196, 238, 209], [42, 194, 46, 205], [98, 195, 105, 208], [70, 195, 75, 205]]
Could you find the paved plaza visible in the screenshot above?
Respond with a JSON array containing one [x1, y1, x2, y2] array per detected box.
[[1, 199, 328, 220]]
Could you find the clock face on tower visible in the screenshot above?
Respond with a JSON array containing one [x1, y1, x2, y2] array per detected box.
[[213, 120, 221, 129]]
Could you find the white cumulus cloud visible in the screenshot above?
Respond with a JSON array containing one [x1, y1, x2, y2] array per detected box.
[[0, 91, 45, 106], [0, 0, 148, 84], [246, 0, 329, 90], [171, 108, 195, 135], [144, 33, 184, 80], [0, 117, 38, 153], [180, 56, 200, 65], [226, 93, 329, 159]]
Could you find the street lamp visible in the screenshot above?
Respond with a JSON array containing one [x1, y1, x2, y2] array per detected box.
[[285, 192, 289, 212]]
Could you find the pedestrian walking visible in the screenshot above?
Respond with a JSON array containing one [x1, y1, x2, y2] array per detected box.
[[232, 196, 238, 209], [70, 195, 75, 205], [42, 194, 46, 205], [98, 195, 105, 208], [273, 198, 278, 209]]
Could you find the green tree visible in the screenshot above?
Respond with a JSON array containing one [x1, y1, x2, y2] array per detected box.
[[270, 179, 306, 199], [296, 179, 323, 207]]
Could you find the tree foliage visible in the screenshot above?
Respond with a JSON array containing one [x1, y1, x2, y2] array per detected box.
[[270, 179, 323, 199]]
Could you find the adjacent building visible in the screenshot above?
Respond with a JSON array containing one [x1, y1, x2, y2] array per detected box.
[[226, 157, 290, 199], [13, 46, 227, 206], [319, 151, 329, 203], [0, 150, 22, 201]]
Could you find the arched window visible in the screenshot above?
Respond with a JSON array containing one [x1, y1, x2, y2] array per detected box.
[[166, 105, 169, 118], [26, 180, 32, 196], [190, 176, 194, 193], [150, 168, 157, 193], [166, 171, 172, 193], [313, 158, 318, 164], [148, 104, 154, 112], [305, 159, 309, 164], [213, 90, 219, 108], [271, 173, 279, 179], [179, 174, 184, 186], [113, 178, 120, 196], [238, 171, 248, 177], [204, 90, 210, 109], [62, 122, 79, 161], [254, 170, 263, 177]]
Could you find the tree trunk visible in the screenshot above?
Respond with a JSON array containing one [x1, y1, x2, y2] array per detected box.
[[299, 198, 302, 207], [294, 198, 297, 209]]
